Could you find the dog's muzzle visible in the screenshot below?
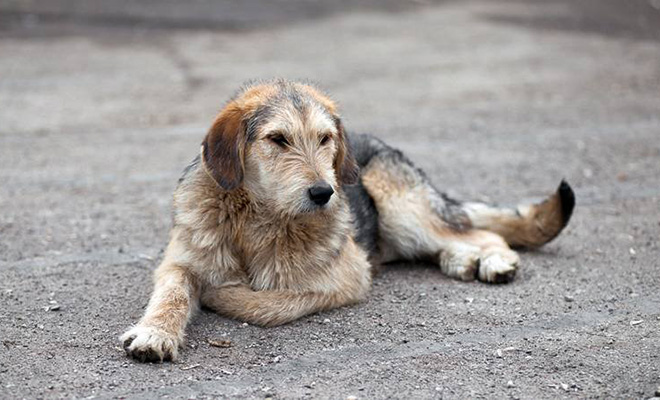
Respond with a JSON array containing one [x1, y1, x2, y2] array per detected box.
[[308, 182, 334, 206]]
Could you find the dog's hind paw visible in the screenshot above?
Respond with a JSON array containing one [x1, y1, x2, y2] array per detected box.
[[477, 253, 518, 283], [120, 326, 180, 363], [439, 245, 481, 281]]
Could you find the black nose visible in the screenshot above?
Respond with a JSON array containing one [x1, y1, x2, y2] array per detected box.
[[308, 183, 334, 206]]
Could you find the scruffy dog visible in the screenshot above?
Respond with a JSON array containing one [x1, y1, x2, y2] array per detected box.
[[120, 79, 575, 362]]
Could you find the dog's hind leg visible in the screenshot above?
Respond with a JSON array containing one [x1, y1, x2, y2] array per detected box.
[[441, 181, 575, 282], [358, 146, 506, 282], [355, 135, 573, 283]]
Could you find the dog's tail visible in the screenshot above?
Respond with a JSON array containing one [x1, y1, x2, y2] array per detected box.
[[461, 180, 575, 248]]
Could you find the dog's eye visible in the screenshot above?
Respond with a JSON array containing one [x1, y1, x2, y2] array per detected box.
[[269, 134, 290, 148], [320, 134, 331, 146]]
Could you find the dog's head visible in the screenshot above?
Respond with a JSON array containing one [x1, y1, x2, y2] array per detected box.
[[201, 80, 358, 215]]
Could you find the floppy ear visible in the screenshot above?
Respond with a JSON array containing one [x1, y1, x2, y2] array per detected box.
[[201, 104, 247, 190], [333, 117, 359, 185]]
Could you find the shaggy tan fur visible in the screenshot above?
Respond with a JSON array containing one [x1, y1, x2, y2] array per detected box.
[[120, 79, 574, 362]]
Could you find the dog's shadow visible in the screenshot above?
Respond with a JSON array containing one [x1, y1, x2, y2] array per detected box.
[[374, 260, 450, 281]]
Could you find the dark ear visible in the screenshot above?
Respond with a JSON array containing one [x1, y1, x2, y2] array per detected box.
[[333, 117, 359, 185], [201, 104, 246, 190]]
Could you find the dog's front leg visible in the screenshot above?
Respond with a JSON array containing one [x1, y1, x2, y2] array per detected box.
[[202, 236, 371, 326], [201, 284, 362, 327], [120, 260, 199, 362]]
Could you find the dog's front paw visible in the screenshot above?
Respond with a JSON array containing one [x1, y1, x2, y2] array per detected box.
[[477, 252, 519, 283], [120, 326, 180, 363]]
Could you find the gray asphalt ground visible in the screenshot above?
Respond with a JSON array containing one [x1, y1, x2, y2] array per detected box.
[[1, 1, 659, 399]]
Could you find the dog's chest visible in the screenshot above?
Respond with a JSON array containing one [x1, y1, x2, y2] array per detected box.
[[238, 217, 344, 291]]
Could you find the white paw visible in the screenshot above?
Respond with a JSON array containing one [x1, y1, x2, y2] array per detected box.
[[120, 326, 180, 362], [439, 245, 481, 281], [478, 253, 518, 283]]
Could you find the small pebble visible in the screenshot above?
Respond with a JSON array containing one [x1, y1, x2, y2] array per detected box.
[[655, 387, 660, 396], [630, 320, 643, 326], [507, 380, 514, 388], [564, 295, 574, 303], [616, 172, 628, 182], [208, 339, 232, 348]]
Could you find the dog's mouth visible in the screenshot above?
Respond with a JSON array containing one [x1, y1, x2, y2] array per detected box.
[[293, 198, 335, 216], [299, 202, 331, 214]]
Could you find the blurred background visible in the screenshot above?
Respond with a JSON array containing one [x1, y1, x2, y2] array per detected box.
[[1, 1, 659, 399]]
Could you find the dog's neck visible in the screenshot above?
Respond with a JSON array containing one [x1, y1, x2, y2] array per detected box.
[[242, 194, 353, 291]]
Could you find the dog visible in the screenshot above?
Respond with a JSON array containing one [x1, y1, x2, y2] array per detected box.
[[120, 79, 575, 362]]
